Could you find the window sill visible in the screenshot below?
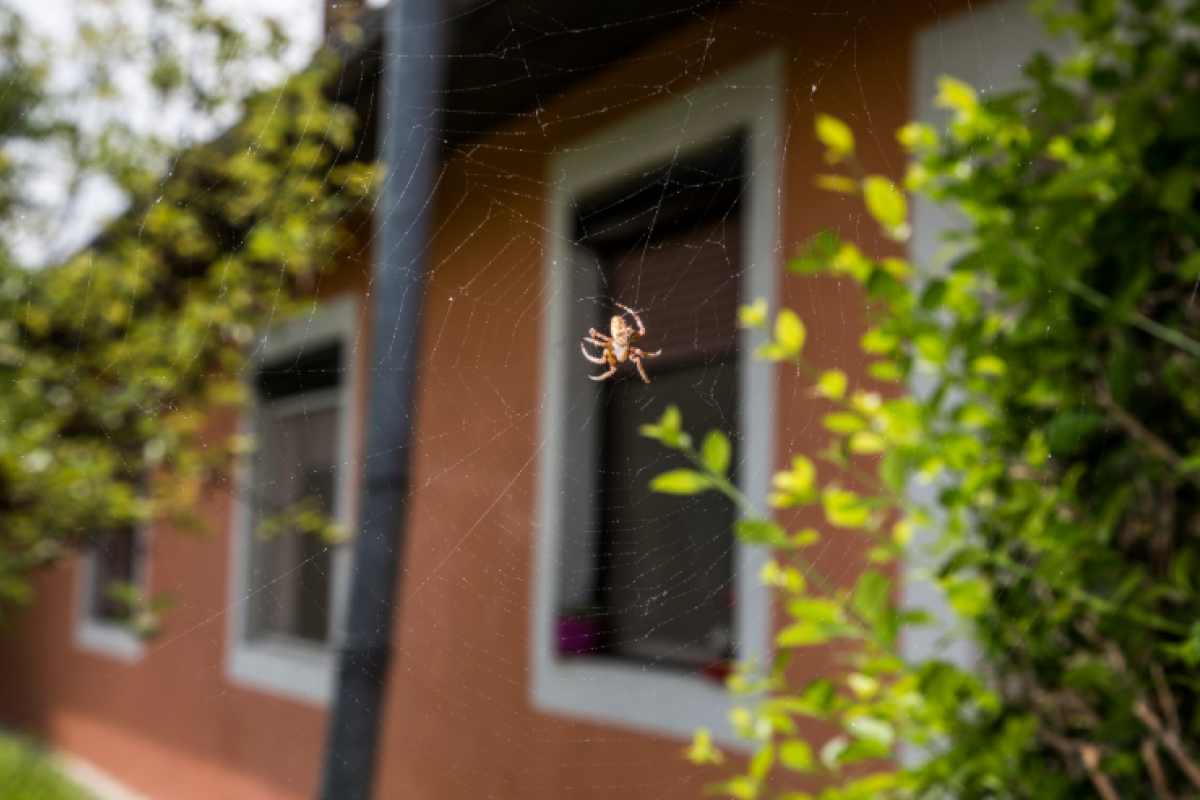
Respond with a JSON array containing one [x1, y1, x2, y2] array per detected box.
[[226, 636, 334, 706], [533, 656, 749, 747], [75, 619, 145, 663]]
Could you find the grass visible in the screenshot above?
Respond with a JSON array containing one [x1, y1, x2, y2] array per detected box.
[[0, 735, 92, 800]]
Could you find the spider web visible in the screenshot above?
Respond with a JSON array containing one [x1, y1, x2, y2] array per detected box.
[[0, 0, 1052, 798]]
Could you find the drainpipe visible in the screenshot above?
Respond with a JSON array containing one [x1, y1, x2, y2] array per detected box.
[[319, 1, 444, 798]]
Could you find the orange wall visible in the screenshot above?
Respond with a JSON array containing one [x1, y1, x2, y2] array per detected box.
[[0, 1, 968, 798]]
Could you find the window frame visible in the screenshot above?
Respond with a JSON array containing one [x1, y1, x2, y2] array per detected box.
[[532, 51, 782, 745], [74, 525, 150, 663], [225, 295, 360, 706]]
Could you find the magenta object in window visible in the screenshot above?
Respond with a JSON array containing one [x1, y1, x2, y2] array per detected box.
[[557, 615, 600, 656]]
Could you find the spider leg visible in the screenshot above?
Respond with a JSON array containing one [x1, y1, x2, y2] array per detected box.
[[588, 328, 612, 343], [589, 366, 618, 381], [632, 353, 651, 384], [615, 302, 646, 337], [589, 350, 619, 381], [580, 340, 607, 365], [632, 347, 661, 358]]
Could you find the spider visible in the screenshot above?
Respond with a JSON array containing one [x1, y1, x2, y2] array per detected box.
[[580, 302, 662, 384]]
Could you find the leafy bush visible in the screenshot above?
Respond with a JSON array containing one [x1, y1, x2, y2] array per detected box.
[[0, 7, 374, 622], [652, 1, 1200, 797]]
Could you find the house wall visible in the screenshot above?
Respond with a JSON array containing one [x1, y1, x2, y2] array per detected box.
[[0, 1, 998, 798], [371, 1, 975, 797]]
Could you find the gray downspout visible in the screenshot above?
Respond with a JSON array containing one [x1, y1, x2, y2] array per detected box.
[[319, 1, 444, 797]]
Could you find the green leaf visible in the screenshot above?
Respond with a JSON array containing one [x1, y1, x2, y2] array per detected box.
[[777, 621, 832, 647], [795, 680, 837, 716], [815, 113, 855, 162], [774, 309, 807, 356], [639, 405, 691, 450], [853, 570, 891, 630], [737, 518, 788, 546], [822, 487, 872, 528], [867, 361, 902, 382], [790, 230, 841, 274], [862, 176, 907, 234], [749, 743, 775, 782], [779, 739, 815, 772], [649, 469, 711, 495], [945, 576, 991, 617], [701, 430, 732, 476]]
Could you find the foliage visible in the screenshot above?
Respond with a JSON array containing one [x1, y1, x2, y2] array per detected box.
[[0, 734, 91, 800], [651, 1, 1200, 797], [0, 4, 374, 624]]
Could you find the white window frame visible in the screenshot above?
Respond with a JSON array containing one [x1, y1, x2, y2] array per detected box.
[[74, 526, 150, 663], [225, 295, 360, 706], [532, 51, 782, 746]]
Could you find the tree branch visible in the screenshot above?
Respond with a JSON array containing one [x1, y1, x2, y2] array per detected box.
[[1079, 744, 1122, 800], [1141, 739, 1175, 800], [1042, 731, 1121, 800], [1095, 382, 1183, 468], [1134, 700, 1200, 790]]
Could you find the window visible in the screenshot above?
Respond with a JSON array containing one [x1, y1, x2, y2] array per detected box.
[[76, 525, 148, 661], [533, 53, 781, 744], [227, 296, 359, 705], [568, 138, 743, 676]]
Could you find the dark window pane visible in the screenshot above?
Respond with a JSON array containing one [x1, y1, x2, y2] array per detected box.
[[89, 530, 139, 623], [246, 348, 342, 646], [597, 360, 737, 667], [254, 342, 342, 401]]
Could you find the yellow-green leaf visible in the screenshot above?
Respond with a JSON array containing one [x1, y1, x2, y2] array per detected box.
[[862, 176, 907, 231], [775, 309, 807, 356], [936, 75, 978, 114], [650, 469, 711, 495], [823, 412, 866, 434], [815, 113, 854, 162], [815, 174, 859, 194], [972, 354, 1007, 377], [815, 369, 848, 400], [779, 739, 815, 772], [770, 455, 817, 507], [739, 298, 768, 328], [896, 121, 937, 151], [823, 487, 872, 528], [946, 576, 991, 617], [685, 728, 724, 765], [701, 430, 732, 475], [849, 431, 886, 454]]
